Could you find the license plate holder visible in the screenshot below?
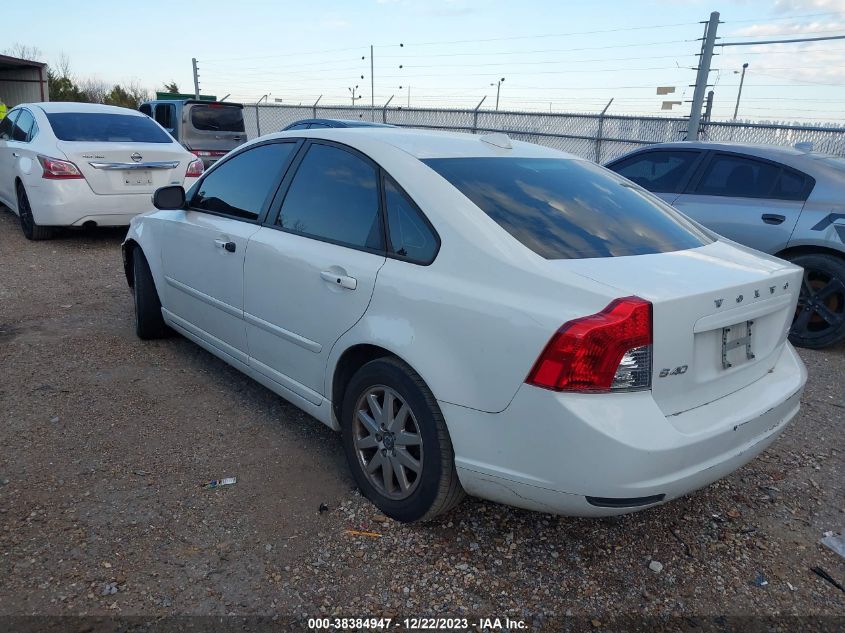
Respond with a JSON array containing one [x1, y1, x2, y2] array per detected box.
[[721, 320, 755, 369], [123, 170, 152, 186]]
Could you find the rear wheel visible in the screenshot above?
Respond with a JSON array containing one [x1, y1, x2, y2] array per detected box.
[[788, 253, 845, 349], [16, 183, 53, 241], [132, 247, 170, 340], [341, 357, 464, 523]]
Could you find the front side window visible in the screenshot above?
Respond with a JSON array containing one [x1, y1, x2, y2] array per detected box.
[[610, 150, 700, 193], [191, 142, 296, 221], [189, 105, 245, 132], [11, 109, 34, 142], [45, 112, 173, 143], [384, 177, 438, 264], [694, 154, 780, 199], [277, 143, 382, 250], [424, 157, 711, 260]]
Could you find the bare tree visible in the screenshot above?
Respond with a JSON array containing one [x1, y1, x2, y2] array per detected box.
[[2, 43, 43, 61]]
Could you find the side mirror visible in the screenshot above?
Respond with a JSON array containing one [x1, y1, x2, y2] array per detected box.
[[153, 185, 186, 210]]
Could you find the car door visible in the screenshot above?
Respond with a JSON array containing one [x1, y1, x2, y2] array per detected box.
[[159, 140, 300, 364], [0, 109, 20, 206], [243, 140, 387, 399], [672, 152, 812, 253], [606, 149, 704, 205]]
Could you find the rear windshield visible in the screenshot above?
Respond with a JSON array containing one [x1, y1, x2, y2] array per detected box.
[[190, 105, 245, 132], [424, 157, 711, 259], [45, 112, 172, 143]]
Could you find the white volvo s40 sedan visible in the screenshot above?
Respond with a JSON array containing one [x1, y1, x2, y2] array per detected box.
[[122, 128, 807, 522], [0, 102, 203, 240]]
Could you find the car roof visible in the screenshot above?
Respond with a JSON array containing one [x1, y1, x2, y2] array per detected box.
[[26, 101, 147, 116], [286, 118, 394, 128], [628, 140, 816, 160], [272, 127, 574, 160]]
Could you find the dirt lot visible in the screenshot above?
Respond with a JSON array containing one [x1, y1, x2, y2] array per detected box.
[[1, 208, 843, 626]]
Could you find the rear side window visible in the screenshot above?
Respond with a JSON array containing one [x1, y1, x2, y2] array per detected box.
[[192, 142, 296, 220], [277, 143, 382, 250], [384, 177, 439, 264], [694, 154, 780, 199], [0, 110, 18, 139], [189, 105, 245, 132], [45, 112, 173, 143], [154, 104, 175, 130], [609, 150, 700, 193], [424, 157, 711, 260], [12, 109, 35, 142]]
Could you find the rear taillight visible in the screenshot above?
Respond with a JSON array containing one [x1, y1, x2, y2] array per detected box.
[[185, 158, 204, 178], [526, 297, 653, 393], [38, 155, 84, 180]]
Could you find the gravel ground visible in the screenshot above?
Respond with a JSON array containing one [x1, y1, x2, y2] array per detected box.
[[1, 208, 843, 625]]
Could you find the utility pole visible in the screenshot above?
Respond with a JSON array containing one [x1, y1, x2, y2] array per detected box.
[[349, 85, 362, 107], [191, 58, 200, 99], [687, 11, 719, 141], [370, 45, 375, 121], [490, 78, 505, 111], [702, 90, 714, 137], [733, 63, 748, 121]]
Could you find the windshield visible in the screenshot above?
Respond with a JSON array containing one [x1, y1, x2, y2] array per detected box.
[[190, 105, 245, 132], [45, 112, 172, 143], [424, 157, 712, 260]]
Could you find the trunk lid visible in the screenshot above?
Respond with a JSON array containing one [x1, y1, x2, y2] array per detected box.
[[57, 142, 190, 195], [557, 240, 802, 416]]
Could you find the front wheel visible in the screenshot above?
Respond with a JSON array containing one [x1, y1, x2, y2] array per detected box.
[[788, 253, 845, 349], [132, 247, 170, 340], [341, 357, 464, 523], [16, 183, 53, 241]]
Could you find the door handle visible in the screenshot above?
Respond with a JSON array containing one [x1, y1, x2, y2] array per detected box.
[[12, 152, 20, 158], [214, 238, 236, 253], [761, 213, 786, 225], [320, 270, 357, 290]]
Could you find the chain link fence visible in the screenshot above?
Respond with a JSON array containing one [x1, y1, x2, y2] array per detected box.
[[243, 103, 845, 163]]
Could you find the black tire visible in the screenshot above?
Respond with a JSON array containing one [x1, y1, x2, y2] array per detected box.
[[16, 182, 53, 241], [341, 357, 464, 523], [132, 246, 169, 340], [788, 253, 845, 349]]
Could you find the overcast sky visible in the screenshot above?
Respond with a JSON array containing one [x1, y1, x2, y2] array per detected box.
[[6, 0, 845, 122]]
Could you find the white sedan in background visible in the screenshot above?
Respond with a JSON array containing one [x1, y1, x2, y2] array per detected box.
[[123, 128, 807, 522], [0, 102, 203, 240]]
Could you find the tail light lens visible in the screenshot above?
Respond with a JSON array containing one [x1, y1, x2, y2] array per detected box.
[[38, 155, 84, 180], [185, 158, 204, 178], [526, 297, 653, 393]]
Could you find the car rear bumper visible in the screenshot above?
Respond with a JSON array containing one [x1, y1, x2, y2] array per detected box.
[[441, 343, 806, 517], [24, 177, 197, 226]]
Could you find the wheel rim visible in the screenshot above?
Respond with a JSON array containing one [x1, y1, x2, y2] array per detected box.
[[353, 385, 423, 500], [17, 187, 34, 235], [792, 267, 845, 340]]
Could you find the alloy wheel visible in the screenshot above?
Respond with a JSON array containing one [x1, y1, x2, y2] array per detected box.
[[793, 268, 845, 341], [353, 385, 424, 500]]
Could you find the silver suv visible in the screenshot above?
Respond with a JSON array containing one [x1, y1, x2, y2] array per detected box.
[[139, 100, 246, 167], [607, 141, 845, 349]]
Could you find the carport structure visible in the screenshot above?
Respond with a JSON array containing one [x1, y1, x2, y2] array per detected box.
[[0, 54, 49, 107]]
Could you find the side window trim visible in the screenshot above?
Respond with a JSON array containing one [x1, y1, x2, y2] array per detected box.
[[187, 139, 302, 224], [381, 173, 441, 266], [685, 150, 814, 201], [264, 138, 388, 256]]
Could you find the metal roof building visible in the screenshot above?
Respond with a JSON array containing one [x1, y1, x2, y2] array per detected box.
[[0, 54, 49, 107]]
